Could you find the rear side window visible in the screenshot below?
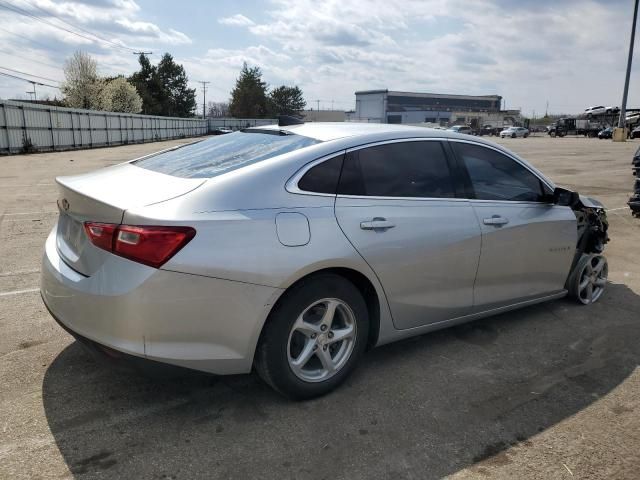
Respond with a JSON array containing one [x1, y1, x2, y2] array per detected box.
[[452, 142, 547, 202], [134, 131, 320, 178], [298, 155, 344, 194], [338, 141, 455, 198]]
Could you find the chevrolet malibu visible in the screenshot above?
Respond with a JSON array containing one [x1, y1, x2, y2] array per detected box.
[[41, 122, 609, 399]]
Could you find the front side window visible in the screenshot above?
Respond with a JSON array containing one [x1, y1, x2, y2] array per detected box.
[[337, 141, 455, 198], [452, 142, 548, 202], [134, 131, 320, 178]]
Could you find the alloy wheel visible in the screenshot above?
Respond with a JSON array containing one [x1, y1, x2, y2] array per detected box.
[[287, 298, 357, 382], [577, 254, 608, 304]]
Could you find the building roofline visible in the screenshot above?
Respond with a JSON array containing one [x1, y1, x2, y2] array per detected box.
[[355, 89, 501, 100]]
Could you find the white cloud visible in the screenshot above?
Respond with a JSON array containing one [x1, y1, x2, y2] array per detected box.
[[213, 0, 639, 114], [1, 0, 638, 114], [218, 14, 255, 27]]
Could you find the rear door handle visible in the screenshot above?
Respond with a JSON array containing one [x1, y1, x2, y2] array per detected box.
[[360, 217, 395, 231], [483, 215, 509, 226]]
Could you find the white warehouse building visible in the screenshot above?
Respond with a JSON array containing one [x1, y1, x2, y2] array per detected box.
[[352, 89, 519, 126]]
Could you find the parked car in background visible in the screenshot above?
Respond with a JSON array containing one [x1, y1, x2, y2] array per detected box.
[[500, 126, 529, 138], [631, 126, 640, 139], [41, 122, 609, 399], [446, 125, 473, 135], [211, 127, 233, 135], [598, 127, 614, 139]]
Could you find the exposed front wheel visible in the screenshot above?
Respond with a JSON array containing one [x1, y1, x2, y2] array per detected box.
[[568, 254, 608, 305], [255, 274, 369, 399]]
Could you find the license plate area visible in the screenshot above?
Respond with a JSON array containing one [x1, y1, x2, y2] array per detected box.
[[57, 212, 86, 262]]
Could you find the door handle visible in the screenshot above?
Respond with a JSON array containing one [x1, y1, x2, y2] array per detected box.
[[360, 217, 395, 231], [483, 215, 509, 226]]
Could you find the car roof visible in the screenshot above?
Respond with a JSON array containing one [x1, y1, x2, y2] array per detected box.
[[248, 122, 469, 142]]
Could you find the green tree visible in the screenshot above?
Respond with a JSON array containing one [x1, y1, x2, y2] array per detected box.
[[157, 53, 196, 117], [129, 53, 196, 117], [268, 85, 306, 116], [229, 63, 269, 118]]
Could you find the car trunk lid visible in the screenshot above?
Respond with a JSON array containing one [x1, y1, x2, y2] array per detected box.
[[55, 163, 205, 276]]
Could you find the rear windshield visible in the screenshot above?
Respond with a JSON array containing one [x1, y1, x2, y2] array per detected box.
[[133, 131, 320, 178]]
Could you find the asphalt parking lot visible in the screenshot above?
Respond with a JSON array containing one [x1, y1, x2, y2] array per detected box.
[[1, 134, 639, 480]]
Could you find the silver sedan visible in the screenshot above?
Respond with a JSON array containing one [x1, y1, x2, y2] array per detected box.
[[500, 126, 529, 138], [41, 122, 609, 399]]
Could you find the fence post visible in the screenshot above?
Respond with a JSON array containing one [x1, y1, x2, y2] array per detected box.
[[0, 102, 9, 153], [87, 113, 93, 147], [21, 105, 28, 151], [105, 113, 110, 146], [48, 108, 56, 151]]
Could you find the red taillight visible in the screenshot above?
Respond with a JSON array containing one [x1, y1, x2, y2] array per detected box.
[[84, 222, 116, 251], [84, 222, 196, 268]]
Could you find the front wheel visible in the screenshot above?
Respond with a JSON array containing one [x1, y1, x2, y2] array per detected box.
[[255, 274, 369, 399], [567, 254, 608, 305]]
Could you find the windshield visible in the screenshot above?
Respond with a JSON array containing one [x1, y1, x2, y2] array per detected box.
[[133, 131, 320, 178]]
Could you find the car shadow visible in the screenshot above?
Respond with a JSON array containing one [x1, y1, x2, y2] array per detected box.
[[42, 282, 640, 479]]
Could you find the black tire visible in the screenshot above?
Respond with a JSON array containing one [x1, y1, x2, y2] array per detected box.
[[255, 273, 369, 400], [524, 133, 529, 138], [511, 133, 516, 138]]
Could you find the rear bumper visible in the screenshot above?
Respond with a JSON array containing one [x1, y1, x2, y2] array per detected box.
[[41, 229, 282, 375]]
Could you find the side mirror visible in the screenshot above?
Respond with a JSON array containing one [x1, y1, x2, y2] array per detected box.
[[553, 187, 579, 207]]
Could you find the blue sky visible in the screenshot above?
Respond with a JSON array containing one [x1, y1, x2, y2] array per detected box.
[[0, 0, 637, 116]]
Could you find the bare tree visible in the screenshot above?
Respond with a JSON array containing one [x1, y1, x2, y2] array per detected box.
[[207, 101, 230, 117], [61, 51, 104, 110]]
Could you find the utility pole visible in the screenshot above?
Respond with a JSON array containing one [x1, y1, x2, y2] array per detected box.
[[198, 81, 210, 119], [617, 0, 638, 137], [29, 81, 37, 101], [315, 99, 320, 111], [545, 100, 549, 117]]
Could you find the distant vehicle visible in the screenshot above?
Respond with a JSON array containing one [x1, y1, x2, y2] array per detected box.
[[631, 126, 640, 139], [500, 127, 529, 138], [584, 106, 618, 117], [447, 125, 473, 135], [549, 118, 601, 138], [476, 125, 492, 136], [584, 106, 606, 116], [598, 127, 614, 139], [211, 127, 233, 135]]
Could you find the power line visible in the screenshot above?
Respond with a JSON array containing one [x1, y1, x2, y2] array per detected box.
[[0, 0, 136, 54], [0, 65, 61, 83], [17, 0, 138, 53], [0, 70, 60, 89], [0, 47, 62, 70], [0, 25, 57, 51]]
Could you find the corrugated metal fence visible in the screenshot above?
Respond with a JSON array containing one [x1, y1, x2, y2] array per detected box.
[[208, 117, 277, 130], [0, 100, 208, 154]]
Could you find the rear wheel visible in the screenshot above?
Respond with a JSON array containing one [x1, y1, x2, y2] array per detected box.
[[255, 274, 369, 399], [568, 254, 608, 305]]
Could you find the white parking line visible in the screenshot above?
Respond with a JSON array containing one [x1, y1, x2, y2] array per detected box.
[[0, 269, 40, 277], [0, 288, 39, 297], [0, 184, 55, 187], [606, 206, 629, 212], [1, 211, 57, 216]]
